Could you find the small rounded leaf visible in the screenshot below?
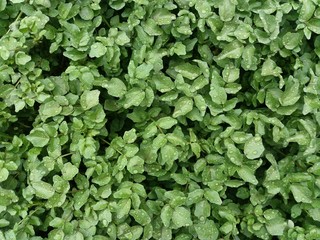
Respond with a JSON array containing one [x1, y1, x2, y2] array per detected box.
[[195, 220, 219, 240], [89, 42, 107, 58], [61, 162, 79, 181], [244, 136, 265, 159], [15, 51, 31, 65], [27, 129, 50, 147], [32, 181, 55, 199], [80, 90, 100, 110], [172, 206, 192, 229]]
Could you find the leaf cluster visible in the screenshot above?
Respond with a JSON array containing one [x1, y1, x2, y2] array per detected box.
[[0, 0, 320, 239]]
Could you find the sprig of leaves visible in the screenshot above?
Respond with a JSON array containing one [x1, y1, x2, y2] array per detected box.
[[0, 0, 320, 239]]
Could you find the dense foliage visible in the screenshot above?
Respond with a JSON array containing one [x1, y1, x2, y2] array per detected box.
[[0, 0, 320, 239]]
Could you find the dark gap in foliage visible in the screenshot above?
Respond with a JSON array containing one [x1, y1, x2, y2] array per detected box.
[[77, 161, 87, 176], [32, 38, 70, 76], [281, 142, 299, 156], [142, 176, 176, 192], [238, 68, 254, 92], [105, 113, 135, 139], [120, 47, 132, 73], [255, 159, 271, 180], [7, 106, 38, 136], [36, 226, 53, 238], [162, 55, 171, 72], [121, 2, 135, 20], [274, 54, 295, 77], [224, 185, 249, 204]]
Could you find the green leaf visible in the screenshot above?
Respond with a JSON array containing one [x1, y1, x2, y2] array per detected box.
[[115, 31, 130, 46], [40, 100, 62, 119], [222, 65, 240, 83], [266, 218, 287, 236], [15, 51, 31, 65], [244, 136, 265, 159], [172, 206, 193, 228], [27, 129, 50, 147], [216, 41, 243, 60], [152, 9, 176, 25], [173, 97, 193, 118], [172, 42, 186, 55], [0, 46, 9, 60], [307, 18, 320, 34], [136, 63, 153, 79], [204, 189, 222, 205], [79, 6, 94, 20], [195, 1, 212, 18], [116, 199, 131, 219], [0, 168, 9, 182], [209, 86, 227, 105], [89, 42, 107, 58], [74, 189, 90, 210], [237, 166, 258, 185], [153, 74, 175, 93], [130, 209, 151, 226], [241, 45, 258, 70], [174, 63, 201, 80], [161, 205, 173, 228], [299, 0, 316, 22], [80, 90, 100, 110], [259, 12, 278, 34], [195, 220, 219, 240], [191, 76, 209, 92], [160, 144, 179, 166], [226, 144, 243, 166], [127, 156, 144, 174], [279, 77, 300, 106], [282, 32, 302, 50], [123, 129, 137, 143], [123, 88, 146, 108], [104, 78, 127, 98], [219, 0, 235, 22], [0, 0, 6, 12], [61, 162, 79, 181], [157, 117, 177, 129], [32, 181, 55, 199], [290, 184, 312, 203], [194, 200, 211, 220], [261, 58, 282, 76]]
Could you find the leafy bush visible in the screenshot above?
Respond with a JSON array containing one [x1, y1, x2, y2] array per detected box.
[[0, 0, 320, 239]]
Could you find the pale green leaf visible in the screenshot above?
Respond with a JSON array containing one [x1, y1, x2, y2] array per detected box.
[[61, 162, 79, 181], [130, 209, 151, 226], [40, 100, 62, 119], [290, 184, 312, 203], [244, 136, 265, 159], [27, 129, 50, 147], [204, 189, 222, 205], [124, 88, 146, 108], [157, 117, 177, 129], [80, 90, 100, 110], [15, 51, 31, 65], [32, 181, 55, 199], [174, 63, 201, 80], [217, 41, 243, 60], [89, 42, 107, 58], [195, 220, 219, 240], [172, 206, 193, 228], [0, 168, 9, 182], [237, 166, 258, 185], [173, 97, 193, 118], [161, 205, 173, 228]]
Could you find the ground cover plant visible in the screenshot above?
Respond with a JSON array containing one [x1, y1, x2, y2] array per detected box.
[[0, 0, 320, 239]]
